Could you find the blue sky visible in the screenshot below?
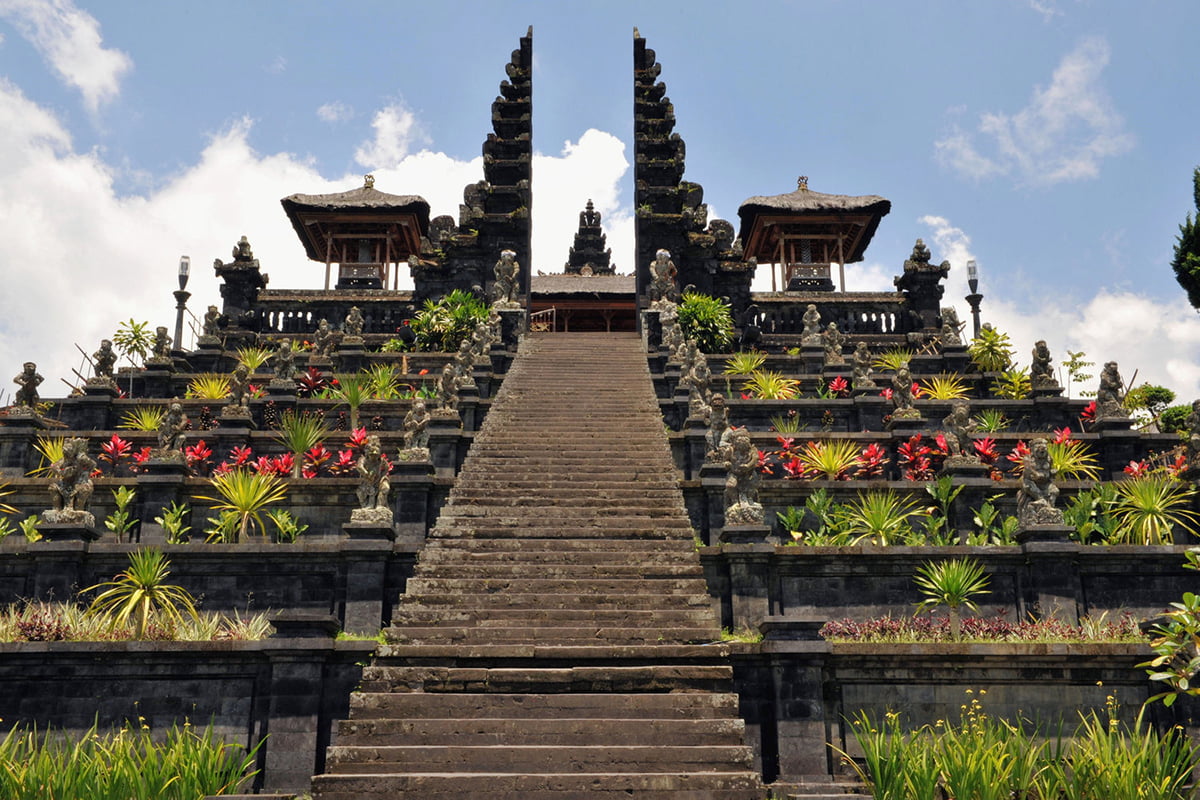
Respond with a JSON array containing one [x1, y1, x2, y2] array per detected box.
[[2, 0, 1200, 398]]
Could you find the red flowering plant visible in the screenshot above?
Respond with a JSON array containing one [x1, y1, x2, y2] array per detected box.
[[132, 446, 153, 469], [1124, 459, 1151, 477], [184, 440, 213, 475], [897, 433, 946, 481], [304, 444, 333, 477], [1005, 440, 1031, 477], [296, 367, 328, 398], [857, 442, 889, 479], [1080, 400, 1097, 426], [98, 434, 133, 476]]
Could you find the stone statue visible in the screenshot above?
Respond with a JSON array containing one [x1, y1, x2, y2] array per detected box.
[[851, 343, 876, 392], [648, 249, 679, 308], [492, 249, 521, 309], [471, 320, 494, 363], [1184, 399, 1200, 480], [351, 434, 393, 524], [942, 400, 977, 462], [800, 304, 821, 347], [661, 304, 685, 364], [680, 341, 712, 419], [940, 307, 963, 347], [92, 339, 117, 381], [155, 402, 188, 458], [891, 362, 919, 419], [273, 340, 296, 382], [706, 393, 730, 460], [1030, 340, 1058, 390], [1096, 361, 1127, 418], [312, 318, 336, 359], [227, 363, 251, 411], [12, 362, 43, 409], [437, 362, 459, 414], [1018, 438, 1063, 526], [821, 322, 846, 366], [723, 427, 763, 525], [344, 306, 365, 339], [201, 306, 221, 338], [402, 397, 431, 454], [150, 326, 172, 361], [43, 437, 96, 526], [454, 339, 477, 389]]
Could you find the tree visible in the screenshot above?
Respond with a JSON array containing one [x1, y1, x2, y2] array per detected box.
[[1172, 167, 1200, 310]]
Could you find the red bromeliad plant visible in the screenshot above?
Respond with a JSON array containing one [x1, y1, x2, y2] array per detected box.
[[184, 440, 213, 475], [1125, 459, 1151, 477], [857, 443, 889, 478], [897, 433, 946, 481], [1080, 400, 1097, 426], [99, 434, 133, 475]]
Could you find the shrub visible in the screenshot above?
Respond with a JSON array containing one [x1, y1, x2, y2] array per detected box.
[[410, 289, 488, 351], [677, 291, 734, 353]]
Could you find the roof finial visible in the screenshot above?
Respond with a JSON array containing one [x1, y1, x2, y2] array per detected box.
[[364, 174, 375, 189], [797, 175, 809, 191]]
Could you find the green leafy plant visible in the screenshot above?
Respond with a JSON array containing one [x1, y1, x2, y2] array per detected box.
[[328, 374, 372, 429], [968, 326, 1014, 372], [154, 501, 192, 544], [990, 367, 1031, 400], [969, 500, 1020, 545], [1047, 438, 1101, 481], [409, 289, 489, 351], [0, 480, 16, 516], [18, 515, 40, 542], [198, 470, 288, 541], [872, 347, 914, 373], [1160, 404, 1192, 434], [111, 318, 154, 368], [794, 439, 861, 480], [913, 557, 990, 640], [921, 475, 964, 545], [743, 370, 800, 400], [204, 510, 241, 544], [266, 508, 308, 543], [769, 412, 804, 434], [186, 373, 231, 400], [29, 434, 66, 477], [1144, 549, 1200, 706], [919, 373, 970, 400], [118, 405, 167, 431], [1062, 483, 1120, 543], [971, 409, 1010, 433], [235, 345, 274, 372], [85, 548, 200, 639], [835, 490, 919, 546], [677, 291, 735, 353], [1107, 474, 1199, 544], [272, 409, 330, 478], [362, 362, 402, 399], [1125, 383, 1177, 429], [1062, 349, 1095, 398], [103, 486, 138, 541]]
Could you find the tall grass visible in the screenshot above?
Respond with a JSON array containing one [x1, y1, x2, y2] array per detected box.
[[0, 719, 259, 799]]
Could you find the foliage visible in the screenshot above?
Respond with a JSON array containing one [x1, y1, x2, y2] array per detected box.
[[1047, 434, 1102, 481], [363, 362, 402, 399], [913, 557, 990, 640], [111, 318, 154, 367], [990, 367, 1031, 400], [1171, 166, 1200, 310], [118, 405, 167, 431], [234, 345, 274, 371], [103, 487, 138, 541], [970, 500, 1020, 546], [835, 490, 919, 546], [1143, 549, 1200, 707], [1126, 383, 1177, 429], [919, 373, 970, 400], [920, 475, 963, 546], [1062, 483, 1121, 544], [1106, 474, 1199, 544], [198, 469, 288, 541], [29, 434, 66, 477], [272, 409, 330, 477], [186, 372, 231, 400], [972, 409, 1010, 433], [0, 480, 16, 516], [1062, 349, 1096, 399], [0, 600, 270, 642], [719, 626, 764, 643], [743, 370, 800, 400], [723, 351, 766, 376], [872, 347, 914, 373], [266, 508, 307, 543], [1160, 404, 1192, 435], [154, 501, 191, 544], [676, 291, 735, 353], [968, 325, 1014, 372], [822, 612, 1141, 643], [793, 439, 862, 480], [84, 549, 199, 639], [409, 289, 488, 351], [328, 374, 372, 429], [769, 411, 803, 434]]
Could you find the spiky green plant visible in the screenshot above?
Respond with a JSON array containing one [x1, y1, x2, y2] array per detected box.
[[836, 490, 919, 546], [873, 347, 914, 373], [266, 508, 308, 543], [919, 373, 970, 400], [1107, 475, 1199, 544], [28, 434, 66, 477], [0, 480, 16, 516], [103, 486, 138, 541], [199, 470, 288, 541], [769, 413, 804, 434], [329, 374, 371, 430], [971, 409, 1010, 432], [85, 548, 200, 639], [990, 367, 1031, 400], [913, 557, 991, 640], [271, 409, 329, 478], [968, 326, 1015, 372], [118, 405, 167, 431], [235, 345, 274, 372], [723, 351, 766, 376], [677, 291, 735, 353], [743, 370, 800, 400], [186, 373, 231, 400], [795, 439, 862, 480], [362, 363, 401, 399], [1047, 439, 1101, 481]]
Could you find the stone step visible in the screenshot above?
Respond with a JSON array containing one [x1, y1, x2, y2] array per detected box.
[[397, 592, 712, 610], [311, 770, 766, 799], [422, 537, 695, 553], [429, 522, 696, 537], [416, 547, 699, 566], [334, 716, 747, 747], [409, 563, 704, 579], [357, 663, 734, 693], [388, 607, 718, 628], [347, 691, 745, 721], [385, 626, 717, 645], [442, 498, 687, 511], [403, 577, 711, 596], [324, 744, 755, 773]]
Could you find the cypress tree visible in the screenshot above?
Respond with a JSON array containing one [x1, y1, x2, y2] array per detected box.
[[1172, 166, 1200, 309]]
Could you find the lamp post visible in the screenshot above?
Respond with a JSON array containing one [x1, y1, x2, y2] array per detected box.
[[173, 255, 191, 351], [965, 259, 983, 340]]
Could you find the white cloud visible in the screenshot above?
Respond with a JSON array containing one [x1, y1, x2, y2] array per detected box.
[[0, 0, 131, 112], [266, 55, 287, 75], [316, 102, 353, 123], [354, 104, 426, 169], [935, 37, 1133, 186], [1026, 0, 1063, 21]]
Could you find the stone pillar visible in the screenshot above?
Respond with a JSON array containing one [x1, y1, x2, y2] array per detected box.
[[340, 527, 395, 634], [641, 309, 663, 351], [30, 539, 91, 600], [392, 458, 435, 544], [682, 418, 709, 480], [1018, 532, 1081, 623], [942, 461, 993, 543], [458, 385, 480, 432], [428, 414, 462, 477], [759, 624, 833, 779], [724, 548, 773, 630], [71, 382, 119, 430], [699, 461, 727, 545], [942, 343, 970, 375], [135, 460, 190, 544], [0, 415, 44, 474], [799, 345, 823, 375], [496, 308, 525, 350], [335, 339, 366, 374]]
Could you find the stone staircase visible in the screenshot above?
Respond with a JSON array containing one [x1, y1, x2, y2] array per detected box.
[[311, 332, 766, 799]]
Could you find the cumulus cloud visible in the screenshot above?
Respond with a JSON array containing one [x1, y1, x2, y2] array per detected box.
[[354, 104, 427, 169], [935, 37, 1133, 186], [0, 0, 131, 112], [1026, 0, 1063, 21], [316, 102, 353, 123]]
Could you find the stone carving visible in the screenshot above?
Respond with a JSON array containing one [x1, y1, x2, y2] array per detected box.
[[148, 326, 172, 362], [1030, 340, 1058, 391], [91, 339, 117, 382], [153, 402, 188, 461], [942, 400, 978, 463], [851, 343, 876, 392], [351, 434, 393, 524], [233, 235, 254, 261], [648, 249, 679, 308], [940, 307, 963, 347], [471, 320, 494, 363], [492, 250, 521, 309], [660, 302, 685, 363], [1018, 438, 1063, 526], [312, 319, 336, 359], [722, 427, 763, 525], [273, 340, 297, 382], [202, 305, 221, 338], [890, 362, 920, 419], [821, 322, 845, 366], [800, 304, 821, 347], [1184, 399, 1200, 481], [1096, 361, 1128, 419], [344, 306, 365, 339], [706, 393, 729, 460], [223, 363, 252, 418], [43, 437, 96, 526], [436, 362, 459, 415], [454, 339, 477, 389], [12, 362, 43, 409], [401, 397, 431, 457], [680, 340, 712, 420]]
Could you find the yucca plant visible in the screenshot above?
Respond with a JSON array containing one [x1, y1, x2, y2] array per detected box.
[[971, 409, 1010, 432], [118, 405, 167, 431], [272, 409, 330, 477], [769, 412, 804, 434], [990, 367, 1031, 400], [362, 363, 401, 399], [329, 374, 372, 429], [235, 345, 274, 372], [836, 490, 919, 546], [913, 557, 990, 639], [28, 434, 66, 477], [677, 291, 735, 353], [873, 347, 914, 373], [186, 373, 231, 400], [198, 469, 288, 541], [0, 480, 16, 516], [743, 370, 800, 400], [968, 326, 1015, 372], [919, 373, 970, 400], [723, 351, 766, 376], [84, 548, 200, 639], [795, 439, 861, 480], [1107, 475, 1199, 544], [1047, 439, 1101, 480]]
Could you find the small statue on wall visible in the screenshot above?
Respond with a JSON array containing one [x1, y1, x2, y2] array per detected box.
[[401, 397, 431, 457], [891, 362, 920, 419], [800, 304, 821, 347], [706, 393, 730, 461], [344, 306, 365, 340], [12, 361, 43, 409], [821, 322, 845, 366], [492, 250, 521, 309], [43, 437, 96, 526], [435, 362, 459, 416], [1030, 340, 1058, 390], [454, 339, 477, 389], [202, 305, 222, 338], [1096, 361, 1128, 419], [312, 319, 336, 359], [223, 363, 252, 419], [648, 249, 679, 308], [155, 402, 188, 459], [851, 342, 876, 392], [273, 340, 297, 382], [1017, 437, 1063, 527], [91, 339, 117, 382], [723, 427, 764, 525], [940, 307, 963, 348], [351, 434, 393, 524], [941, 400, 978, 463]]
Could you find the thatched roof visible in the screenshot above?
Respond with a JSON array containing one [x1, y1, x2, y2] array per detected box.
[[531, 274, 634, 296], [737, 180, 891, 264], [281, 177, 431, 262]]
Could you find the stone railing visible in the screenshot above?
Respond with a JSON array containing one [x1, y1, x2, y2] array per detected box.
[[252, 289, 416, 335], [748, 291, 914, 337]]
